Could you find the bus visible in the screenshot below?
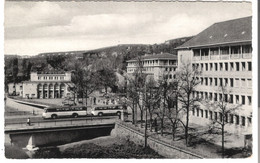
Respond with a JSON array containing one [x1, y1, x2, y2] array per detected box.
[[42, 106, 87, 119], [90, 104, 127, 116]]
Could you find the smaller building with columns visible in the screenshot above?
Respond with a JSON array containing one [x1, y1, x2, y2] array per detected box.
[[8, 71, 73, 99]]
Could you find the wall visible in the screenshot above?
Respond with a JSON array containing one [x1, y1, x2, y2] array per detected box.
[[111, 123, 203, 159], [22, 82, 38, 98], [7, 126, 114, 148]]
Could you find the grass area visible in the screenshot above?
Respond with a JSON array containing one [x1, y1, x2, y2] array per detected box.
[[33, 136, 163, 158]]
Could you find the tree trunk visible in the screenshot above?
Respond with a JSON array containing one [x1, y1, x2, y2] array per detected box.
[[172, 125, 176, 141], [222, 124, 225, 158], [140, 108, 143, 128], [161, 118, 164, 136], [185, 109, 189, 146], [132, 102, 135, 124], [149, 113, 153, 131]]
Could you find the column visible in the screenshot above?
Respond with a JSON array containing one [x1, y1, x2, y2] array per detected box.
[[228, 46, 231, 59], [240, 45, 243, 58], [199, 49, 201, 60], [42, 85, 44, 99], [53, 87, 55, 99], [209, 48, 211, 60]]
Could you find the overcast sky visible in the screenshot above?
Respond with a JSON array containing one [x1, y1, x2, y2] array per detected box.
[[4, 1, 252, 56]]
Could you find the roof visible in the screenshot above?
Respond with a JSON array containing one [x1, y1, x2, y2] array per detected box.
[[127, 53, 177, 62], [176, 16, 252, 49]]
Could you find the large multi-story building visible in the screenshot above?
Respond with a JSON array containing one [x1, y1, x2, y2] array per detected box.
[[126, 53, 178, 82], [176, 16, 252, 135], [8, 71, 73, 99]]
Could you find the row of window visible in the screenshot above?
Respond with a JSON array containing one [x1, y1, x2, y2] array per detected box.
[[193, 45, 252, 56], [38, 76, 65, 80], [192, 108, 252, 127], [197, 77, 252, 88], [192, 61, 252, 72], [193, 91, 252, 106], [128, 60, 177, 66]]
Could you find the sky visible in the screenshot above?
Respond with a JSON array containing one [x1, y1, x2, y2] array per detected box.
[[4, 1, 252, 56]]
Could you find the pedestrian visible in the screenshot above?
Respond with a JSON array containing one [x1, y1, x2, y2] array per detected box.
[[27, 117, 31, 126]]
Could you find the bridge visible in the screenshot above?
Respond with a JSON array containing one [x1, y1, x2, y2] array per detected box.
[[5, 116, 121, 153]]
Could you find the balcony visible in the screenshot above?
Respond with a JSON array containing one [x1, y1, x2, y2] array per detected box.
[[192, 56, 201, 61], [210, 55, 220, 60], [220, 54, 229, 60], [201, 56, 209, 60], [230, 54, 240, 59], [242, 53, 252, 59]]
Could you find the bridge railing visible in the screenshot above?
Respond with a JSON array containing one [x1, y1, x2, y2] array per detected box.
[[5, 116, 119, 130]]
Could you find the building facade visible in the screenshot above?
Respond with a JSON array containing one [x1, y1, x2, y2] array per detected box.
[[126, 53, 178, 82], [8, 71, 73, 99], [176, 16, 252, 135]]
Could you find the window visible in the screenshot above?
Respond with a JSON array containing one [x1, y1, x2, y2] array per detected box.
[[219, 112, 223, 122], [193, 49, 200, 57], [221, 46, 229, 54], [205, 110, 208, 118], [242, 44, 252, 53], [225, 63, 228, 71], [224, 94, 228, 102], [235, 115, 239, 125], [214, 63, 218, 71], [230, 114, 234, 123], [209, 111, 213, 120], [236, 95, 240, 104], [214, 78, 218, 86], [224, 78, 228, 86], [248, 96, 252, 105], [201, 77, 204, 85], [209, 93, 213, 101], [205, 78, 208, 86], [229, 94, 233, 104], [219, 63, 223, 71], [242, 62, 246, 71], [205, 63, 208, 71], [214, 93, 218, 102], [209, 78, 213, 86], [235, 62, 240, 71], [192, 108, 195, 116], [231, 46, 241, 54], [219, 78, 223, 86], [201, 109, 204, 117], [197, 108, 200, 117], [248, 62, 252, 71], [201, 63, 204, 71], [38, 77, 41, 80], [248, 117, 252, 125], [219, 93, 223, 101], [241, 95, 245, 105], [214, 112, 218, 121], [230, 78, 234, 87], [205, 92, 208, 100], [230, 62, 234, 71], [241, 116, 245, 126], [225, 113, 228, 123], [210, 63, 213, 71], [210, 48, 219, 56]]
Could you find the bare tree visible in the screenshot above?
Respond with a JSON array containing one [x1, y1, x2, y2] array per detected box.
[[204, 85, 241, 158], [176, 63, 201, 146]]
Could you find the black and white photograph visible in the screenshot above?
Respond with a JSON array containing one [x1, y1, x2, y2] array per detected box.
[[2, 0, 257, 161]]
